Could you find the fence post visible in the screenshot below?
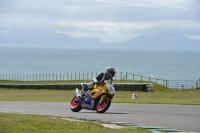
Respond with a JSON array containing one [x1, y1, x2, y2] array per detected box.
[[120, 72, 122, 80], [196, 79, 200, 88], [87, 73, 89, 80], [199, 79, 200, 88], [75, 73, 76, 80], [141, 75, 142, 81], [181, 84, 184, 89]]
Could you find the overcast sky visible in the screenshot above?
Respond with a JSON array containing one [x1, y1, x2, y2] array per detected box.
[[0, 0, 200, 42]]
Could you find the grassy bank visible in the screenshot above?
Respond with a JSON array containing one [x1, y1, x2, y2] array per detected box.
[[0, 80, 199, 105], [0, 113, 151, 133], [0, 80, 199, 133], [0, 89, 199, 105]]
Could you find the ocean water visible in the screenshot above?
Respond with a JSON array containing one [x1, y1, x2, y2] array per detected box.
[[0, 45, 200, 80]]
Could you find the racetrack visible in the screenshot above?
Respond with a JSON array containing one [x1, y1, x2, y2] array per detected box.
[[0, 101, 199, 132]]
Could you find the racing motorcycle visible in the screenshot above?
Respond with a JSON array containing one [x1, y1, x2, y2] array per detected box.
[[70, 79, 115, 113]]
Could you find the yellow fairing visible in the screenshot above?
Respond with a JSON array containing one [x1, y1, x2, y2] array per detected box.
[[88, 81, 111, 99]]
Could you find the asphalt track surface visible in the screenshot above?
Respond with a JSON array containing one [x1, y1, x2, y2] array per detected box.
[[0, 101, 199, 132]]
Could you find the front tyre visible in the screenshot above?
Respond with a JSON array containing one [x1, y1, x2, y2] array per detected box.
[[70, 96, 82, 112], [96, 96, 111, 113]]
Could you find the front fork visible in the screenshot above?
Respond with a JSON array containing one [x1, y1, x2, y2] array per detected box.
[[100, 94, 107, 103]]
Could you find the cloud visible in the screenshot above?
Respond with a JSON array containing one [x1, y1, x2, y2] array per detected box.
[[0, 0, 200, 42]]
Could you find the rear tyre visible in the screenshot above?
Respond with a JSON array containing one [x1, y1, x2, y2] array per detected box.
[[96, 96, 111, 113], [70, 96, 82, 112]]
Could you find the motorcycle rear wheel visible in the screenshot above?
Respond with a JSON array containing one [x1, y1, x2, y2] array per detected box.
[[70, 96, 82, 112], [96, 96, 111, 113]]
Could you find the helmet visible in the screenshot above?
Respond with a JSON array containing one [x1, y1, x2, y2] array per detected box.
[[106, 67, 116, 77]]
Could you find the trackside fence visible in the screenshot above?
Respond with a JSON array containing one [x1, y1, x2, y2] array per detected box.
[[0, 72, 199, 89]]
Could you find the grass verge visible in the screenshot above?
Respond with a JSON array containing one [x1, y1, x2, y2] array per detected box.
[[0, 80, 199, 105], [0, 113, 151, 133], [0, 88, 199, 105]]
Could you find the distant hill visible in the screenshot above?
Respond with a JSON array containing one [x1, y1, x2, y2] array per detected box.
[[113, 33, 200, 50], [0, 30, 104, 47], [0, 30, 200, 49]]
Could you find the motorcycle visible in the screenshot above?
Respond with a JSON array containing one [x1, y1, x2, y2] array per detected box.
[[70, 79, 115, 113]]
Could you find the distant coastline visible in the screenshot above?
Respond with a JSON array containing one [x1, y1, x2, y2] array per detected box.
[[1, 30, 200, 50]]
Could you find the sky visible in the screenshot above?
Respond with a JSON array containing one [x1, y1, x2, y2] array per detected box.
[[0, 0, 200, 43]]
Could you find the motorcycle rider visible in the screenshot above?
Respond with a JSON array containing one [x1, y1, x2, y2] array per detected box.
[[80, 67, 116, 97]]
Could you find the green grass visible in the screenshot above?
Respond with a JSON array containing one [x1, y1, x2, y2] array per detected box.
[[0, 80, 199, 133], [0, 88, 199, 105], [0, 80, 200, 105], [0, 113, 151, 133]]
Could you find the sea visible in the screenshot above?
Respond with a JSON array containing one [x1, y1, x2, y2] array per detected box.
[[0, 45, 200, 80]]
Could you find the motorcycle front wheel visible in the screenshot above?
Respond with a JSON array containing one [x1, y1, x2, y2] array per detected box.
[[96, 96, 111, 113], [70, 96, 82, 112]]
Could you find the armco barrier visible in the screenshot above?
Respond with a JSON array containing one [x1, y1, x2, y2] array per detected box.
[[0, 83, 153, 92]]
